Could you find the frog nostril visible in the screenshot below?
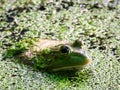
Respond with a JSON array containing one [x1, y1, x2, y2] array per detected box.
[[60, 46, 70, 53]]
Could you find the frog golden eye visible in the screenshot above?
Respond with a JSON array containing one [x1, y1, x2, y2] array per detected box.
[[60, 45, 70, 54]]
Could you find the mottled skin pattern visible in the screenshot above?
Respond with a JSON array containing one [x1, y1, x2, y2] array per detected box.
[[18, 39, 91, 71]]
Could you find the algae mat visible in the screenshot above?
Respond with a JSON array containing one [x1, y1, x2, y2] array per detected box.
[[0, 0, 120, 90]]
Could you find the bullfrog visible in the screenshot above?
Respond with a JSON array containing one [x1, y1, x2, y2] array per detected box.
[[5, 39, 91, 71]]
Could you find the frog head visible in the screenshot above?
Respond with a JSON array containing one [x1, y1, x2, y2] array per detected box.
[[9, 39, 91, 72], [45, 39, 91, 71]]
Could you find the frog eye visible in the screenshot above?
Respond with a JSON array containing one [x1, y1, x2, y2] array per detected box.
[[60, 45, 70, 54]]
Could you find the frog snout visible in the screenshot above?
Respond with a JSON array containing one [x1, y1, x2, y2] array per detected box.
[[80, 51, 89, 58], [74, 50, 91, 65], [80, 51, 91, 65]]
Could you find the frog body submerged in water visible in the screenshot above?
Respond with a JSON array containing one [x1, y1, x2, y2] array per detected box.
[[10, 39, 91, 71]]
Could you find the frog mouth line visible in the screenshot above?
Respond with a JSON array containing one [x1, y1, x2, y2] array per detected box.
[[51, 58, 91, 71], [51, 64, 88, 72]]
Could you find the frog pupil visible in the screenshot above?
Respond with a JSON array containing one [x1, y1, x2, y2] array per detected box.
[[60, 46, 70, 53]]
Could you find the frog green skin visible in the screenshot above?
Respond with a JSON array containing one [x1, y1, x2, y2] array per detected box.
[[16, 39, 91, 71]]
